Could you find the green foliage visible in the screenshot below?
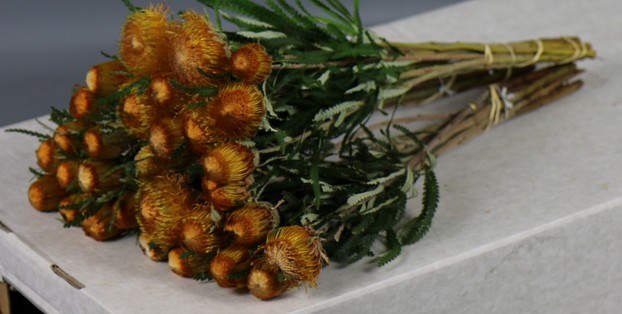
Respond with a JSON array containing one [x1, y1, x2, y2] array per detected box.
[[4, 128, 51, 141], [400, 169, 439, 245]]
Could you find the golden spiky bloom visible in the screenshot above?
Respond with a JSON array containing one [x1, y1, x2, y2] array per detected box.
[[77, 160, 122, 194], [137, 172, 194, 260], [170, 10, 229, 87], [149, 75, 188, 113], [203, 181, 250, 212], [230, 43, 272, 84], [208, 83, 266, 139], [181, 108, 225, 153], [28, 175, 67, 212], [69, 87, 97, 120], [56, 160, 79, 189], [149, 116, 186, 159], [224, 203, 279, 246], [264, 226, 327, 288], [202, 142, 255, 185], [112, 193, 139, 229], [86, 60, 128, 97], [179, 203, 224, 254], [54, 122, 87, 154], [134, 145, 160, 178], [36, 139, 58, 173], [58, 193, 88, 223], [247, 257, 291, 300], [81, 202, 123, 241], [119, 4, 172, 76], [119, 91, 160, 139], [168, 248, 212, 278], [209, 244, 252, 288], [83, 127, 130, 159], [138, 232, 169, 261]]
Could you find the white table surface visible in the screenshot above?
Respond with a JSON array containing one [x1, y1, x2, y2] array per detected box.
[[1, 0, 621, 313]]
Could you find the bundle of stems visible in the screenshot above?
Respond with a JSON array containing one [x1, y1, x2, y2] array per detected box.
[[9, 0, 597, 300]]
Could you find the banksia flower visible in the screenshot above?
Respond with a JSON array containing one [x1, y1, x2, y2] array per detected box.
[[203, 181, 249, 212], [54, 122, 87, 154], [112, 193, 139, 229], [179, 204, 224, 254], [230, 43, 272, 84], [209, 245, 252, 288], [86, 60, 128, 97], [138, 232, 170, 261], [69, 87, 97, 120], [119, 4, 172, 76], [208, 83, 266, 139], [36, 139, 58, 173], [149, 117, 185, 159], [168, 248, 211, 278], [202, 142, 255, 185], [81, 202, 124, 241], [77, 160, 123, 194], [248, 258, 291, 300], [181, 108, 224, 153], [149, 75, 187, 113], [134, 145, 160, 178], [224, 203, 279, 246], [58, 193, 89, 223], [83, 127, 131, 159], [170, 11, 229, 87], [28, 175, 67, 211], [120, 92, 160, 139], [264, 226, 327, 288], [56, 160, 79, 189]]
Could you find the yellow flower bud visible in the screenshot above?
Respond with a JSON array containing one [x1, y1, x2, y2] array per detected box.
[[230, 43, 272, 84]]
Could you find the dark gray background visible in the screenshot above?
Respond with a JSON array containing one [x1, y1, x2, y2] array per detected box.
[[0, 0, 465, 127]]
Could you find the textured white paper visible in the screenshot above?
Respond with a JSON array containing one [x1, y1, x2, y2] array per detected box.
[[1, 0, 621, 313]]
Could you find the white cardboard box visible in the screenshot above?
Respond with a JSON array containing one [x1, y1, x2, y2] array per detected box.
[[1, 0, 621, 313]]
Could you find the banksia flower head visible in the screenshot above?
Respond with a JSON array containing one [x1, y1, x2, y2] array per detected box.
[[69, 87, 97, 120], [58, 193, 88, 223], [208, 83, 266, 139], [247, 257, 291, 300], [28, 175, 67, 212], [112, 193, 139, 229], [181, 108, 225, 153], [120, 91, 160, 139], [230, 43, 272, 85], [203, 181, 250, 212], [170, 10, 229, 87], [134, 145, 160, 178], [77, 160, 123, 194], [178, 203, 224, 254], [86, 60, 128, 97], [168, 248, 211, 278], [264, 226, 327, 288], [54, 122, 87, 154], [149, 116, 186, 159], [56, 160, 79, 189], [149, 75, 187, 113], [202, 142, 255, 185], [119, 4, 172, 76], [83, 127, 131, 159], [36, 139, 58, 173], [224, 203, 279, 246], [209, 244, 252, 288], [81, 202, 124, 241]]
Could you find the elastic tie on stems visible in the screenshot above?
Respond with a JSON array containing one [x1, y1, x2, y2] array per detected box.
[[485, 84, 503, 130], [503, 43, 517, 79], [483, 44, 494, 66], [438, 75, 457, 96], [561, 36, 588, 63], [518, 39, 544, 67]]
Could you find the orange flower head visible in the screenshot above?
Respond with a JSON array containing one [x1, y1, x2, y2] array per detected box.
[[83, 127, 130, 159], [119, 91, 160, 139], [181, 108, 226, 153], [134, 145, 160, 178], [168, 248, 211, 278], [149, 116, 186, 159], [179, 203, 224, 254], [138, 232, 171, 261], [202, 142, 255, 185], [119, 4, 172, 76], [56, 160, 79, 189], [202, 180, 249, 212], [58, 193, 89, 223], [28, 175, 67, 212], [69, 87, 97, 120], [208, 83, 266, 139], [209, 244, 251, 288], [77, 160, 123, 194], [264, 226, 327, 288], [224, 203, 279, 246], [81, 202, 123, 241], [170, 10, 229, 87], [230, 43, 272, 84], [113, 193, 139, 229], [86, 60, 128, 97], [36, 139, 58, 173], [247, 257, 291, 300], [54, 122, 87, 154]]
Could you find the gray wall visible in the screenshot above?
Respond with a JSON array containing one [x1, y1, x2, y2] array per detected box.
[[0, 0, 465, 127]]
